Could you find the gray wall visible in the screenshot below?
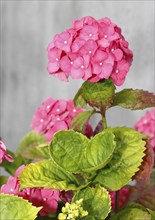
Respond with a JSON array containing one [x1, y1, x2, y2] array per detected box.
[[1, 0, 154, 151]]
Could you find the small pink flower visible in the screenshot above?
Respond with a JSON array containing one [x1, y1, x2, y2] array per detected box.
[[0, 141, 14, 164], [111, 60, 130, 86], [0, 176, 20, 195], [54, 31, 73, 52], [70, 55, 92, 80], [31, 98, 84, 142], [47, 47, 62, 74], [134, 108, 155, 152], [79, 23, 99, 41], [91, 50, 114, 80]]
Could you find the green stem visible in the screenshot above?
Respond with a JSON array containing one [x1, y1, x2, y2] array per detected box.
[[102, 116, 107, 129], [115, 190, 120, 212]]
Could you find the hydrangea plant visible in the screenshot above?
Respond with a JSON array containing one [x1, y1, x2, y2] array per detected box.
[[0, 16, 155, 220]]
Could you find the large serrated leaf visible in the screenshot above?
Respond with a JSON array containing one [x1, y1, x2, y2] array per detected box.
[[112, 89, 155, 110], [74, 87, 87, 108], [70, 110, 95, 133], [72, 186, 111, 220], [74, 79, 115, 109], [50, 130, 116, 174], [94, 127, 147, 190], [50, 130, 89, 173], [19, 159, 80, 191], [109, 203, 154, 220], [16, 131, 49, 159], [0, 193, 41, 220]]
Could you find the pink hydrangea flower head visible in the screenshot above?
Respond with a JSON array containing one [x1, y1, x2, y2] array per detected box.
[[134, 108, 155, 152], [47, 16, 133, 86], [31, 98, 84, 142], [0, 140, 14, 164]]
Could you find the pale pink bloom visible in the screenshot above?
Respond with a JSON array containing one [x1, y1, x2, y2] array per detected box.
[[134, 108, 155, 152], [0, 141, 14, 164], [31, 98, 84, 142], [71, 38, 86, 53], [79, 39, 98, 56]]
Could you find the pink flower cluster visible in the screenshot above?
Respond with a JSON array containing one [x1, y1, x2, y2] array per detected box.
[[0, 140, 14, 164], [109, 188, 130, 209], [47, 16, 133, 86], [0, 165, 60, 216], [134, 108, 155, 152], [31, 97, 90, 142]]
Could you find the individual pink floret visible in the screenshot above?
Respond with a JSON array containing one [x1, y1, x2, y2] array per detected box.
[[0, 140, 14, 164], [47, 16, 133, 86], [134, 108, 155, 152]]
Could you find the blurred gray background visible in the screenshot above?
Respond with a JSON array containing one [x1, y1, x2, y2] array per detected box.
[[0, 0, 154, 152]]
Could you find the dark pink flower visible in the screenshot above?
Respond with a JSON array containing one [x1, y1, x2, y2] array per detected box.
[[109, 188, 130, 209], [0, 164, 60, 216], [47, 16, 133, 86], [0, 141, 14, 164], [134, 108, 155, 152], [31, 98, 84, 142], [20, 188, 60, 216]]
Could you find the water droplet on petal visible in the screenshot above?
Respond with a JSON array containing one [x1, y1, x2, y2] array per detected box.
[[64, 40, 67, 44], [99, 62, 103, 66], [81, 65, 84, 69], [47, 105, 50, 109], [70, 61, 73, 65], [111, 48, 114, 52], [10, 188, 13, 192], [40, 119, 44, 122], [56, 108, 60, 112], [115, 69, 119, 74], [104, 35, 107, 39], [73, 109, 76, 112], [55, 58, 59, 61], [43, 198, 47, 201], [89, 33, 93, 37], [89, 50, 92, 54], [57, 117, 60, 121]]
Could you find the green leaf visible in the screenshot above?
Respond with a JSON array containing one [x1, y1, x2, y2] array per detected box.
[[72, 186, 111, 220], [82, 130, 116, 173], [50, 130, 89, 173], [17, 131, 49, 160], [109, 203, 153, 220], [112, 89, 155, 110], [0, 176, 8, 187], [74, 87, 87, 108], [0, 193, 41, 220], [50, 130, 116, 173], [94, 127, 147, 190], [74, 79, 115, 109], [20, 144, 50, 160], [19, 159, 80, 191], [70, 110, 95, 133]]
